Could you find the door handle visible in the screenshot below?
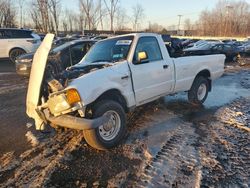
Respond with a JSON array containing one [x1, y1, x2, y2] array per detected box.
[[163, 65, 169, 69], [121, 75, 129, 80]]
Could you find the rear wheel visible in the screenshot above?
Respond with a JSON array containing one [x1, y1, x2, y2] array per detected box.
[[9, 48, 26, 63], [188, 76, 209, 105], [83, 100, 127, 150]]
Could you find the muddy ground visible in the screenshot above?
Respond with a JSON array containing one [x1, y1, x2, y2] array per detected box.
[[0, 60, 249, 188]]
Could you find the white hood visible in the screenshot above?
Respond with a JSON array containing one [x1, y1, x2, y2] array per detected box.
[[26, 34, 54, 130]]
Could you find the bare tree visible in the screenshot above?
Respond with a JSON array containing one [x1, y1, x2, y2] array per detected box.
[[132, 3, 144, 31], [184, 18, 192, 30], [196, 0, 250, 36], [98, 0, 105, 30], [0, 0, 17, 28], [79, 0, 93, 30], [79, 0, 103, 30], [64, 9, 74, 32], [115, 7, 128, 31], [48, 0, 61, 36], [103, 0, 119, 32], [146, 22, 165, 33], [18, 0, 25, 28], [30, 0, 51, 32]]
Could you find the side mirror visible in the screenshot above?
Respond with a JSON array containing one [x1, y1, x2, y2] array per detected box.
[[137, 51, 148, 63]]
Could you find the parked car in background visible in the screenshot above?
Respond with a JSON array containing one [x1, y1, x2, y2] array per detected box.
[[205, 39, 222, 43], [52, 37, 75, 47], [16, 39, 96, 76], [0, 28, 41, 62], [186, 40, 206, 48], [241, 42, 250, 55], [38, 34, 46, 41], [182, 39, 199, 48], [183, 42, 214, 55], [171, 37, 183, 51], [92, 35, 109, 40], [222, 39, 237, 43], [184, 43, 243, 61]]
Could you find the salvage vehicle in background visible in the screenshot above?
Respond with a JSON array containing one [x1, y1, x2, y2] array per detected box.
[[183, 42, 215, 55], [26, 33, 225, 150], [16, 39, 96, 76], [52, 37, 76, 47], [0, 28, 41, 62], [184, 43, 244, 61]]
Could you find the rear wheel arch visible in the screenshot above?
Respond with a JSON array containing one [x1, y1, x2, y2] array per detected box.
[[9, 47, 26, 55], [194, 69, 211, 91]]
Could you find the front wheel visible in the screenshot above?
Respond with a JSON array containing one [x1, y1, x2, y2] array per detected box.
[[188, 76, 209, 105], [9, 48, 26, 63], [83, 100, 127, 150]]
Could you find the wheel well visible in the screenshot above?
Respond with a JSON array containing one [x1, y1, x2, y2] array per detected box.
[[195, 69, 211, 91], [196, 69, 210, 78], [9, 47, 26, 56], [91, 89, 128, 113]]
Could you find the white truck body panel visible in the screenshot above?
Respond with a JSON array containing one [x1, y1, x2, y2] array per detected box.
[[68, 61, 136, 108], [173, 54, 225, 92]]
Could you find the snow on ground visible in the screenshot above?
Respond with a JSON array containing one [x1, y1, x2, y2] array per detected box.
[[0, 64, 249, 187]]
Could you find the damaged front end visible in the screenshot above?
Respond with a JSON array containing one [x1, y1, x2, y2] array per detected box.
[[26, 34, 108, 131]]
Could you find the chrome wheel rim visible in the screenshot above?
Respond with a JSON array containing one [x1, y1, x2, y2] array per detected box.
[[197, 83, 207, 101], [98, 110, 121, 141]]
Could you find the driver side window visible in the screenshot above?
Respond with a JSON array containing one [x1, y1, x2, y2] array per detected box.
[[133, 37, 163, 64]]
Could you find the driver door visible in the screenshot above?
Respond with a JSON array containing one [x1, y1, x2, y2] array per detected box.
[[129, 36, 174, 105]]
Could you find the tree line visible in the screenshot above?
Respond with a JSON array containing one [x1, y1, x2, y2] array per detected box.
[[0, 0, 145, 35], [184, 0, 250, 37], [0, 0, 249, 37]]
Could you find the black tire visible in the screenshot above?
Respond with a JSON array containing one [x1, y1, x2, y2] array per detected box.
[[9, 48, 26, 63], [188, 76, 209, 105], [83, 100, 127, 150]]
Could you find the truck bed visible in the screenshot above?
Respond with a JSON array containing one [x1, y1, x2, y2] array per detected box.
[[173, 54, 225, 93]]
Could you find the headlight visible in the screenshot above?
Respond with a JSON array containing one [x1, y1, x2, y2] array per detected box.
[[19, 59, 33, 63], [66, 89, 81, 105]]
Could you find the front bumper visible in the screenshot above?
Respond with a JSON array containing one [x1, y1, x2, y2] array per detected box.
[[16, 63, 31, 77], [43, 109, 109, 130]]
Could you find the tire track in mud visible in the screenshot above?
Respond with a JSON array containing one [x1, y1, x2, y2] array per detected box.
[[198, 122, 250, 188], [0, 130, 84, 187], [134, 125, 201, 188]]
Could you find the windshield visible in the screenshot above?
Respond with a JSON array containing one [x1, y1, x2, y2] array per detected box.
[[83, 36, 134, 63], [51, 41, 74, 53]]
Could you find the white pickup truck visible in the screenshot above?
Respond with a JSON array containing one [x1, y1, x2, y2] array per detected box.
[[26, 33, 225, 150]]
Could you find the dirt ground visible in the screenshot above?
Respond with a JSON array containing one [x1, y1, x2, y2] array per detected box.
[[0, 60, 249, 188]]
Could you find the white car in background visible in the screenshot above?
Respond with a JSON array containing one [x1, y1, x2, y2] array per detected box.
[[0, 28, 41, 62]]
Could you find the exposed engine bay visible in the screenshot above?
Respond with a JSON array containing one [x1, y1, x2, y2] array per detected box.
[[41, 63, 110, 100]]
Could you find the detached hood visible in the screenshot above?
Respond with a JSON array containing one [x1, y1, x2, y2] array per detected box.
[[26, 34, 54, 130]]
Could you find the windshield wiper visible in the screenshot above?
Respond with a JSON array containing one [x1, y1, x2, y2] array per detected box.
[[91, 60, 111, 63]]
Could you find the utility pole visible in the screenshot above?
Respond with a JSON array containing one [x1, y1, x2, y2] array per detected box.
[[177, 15, 183, 35]]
